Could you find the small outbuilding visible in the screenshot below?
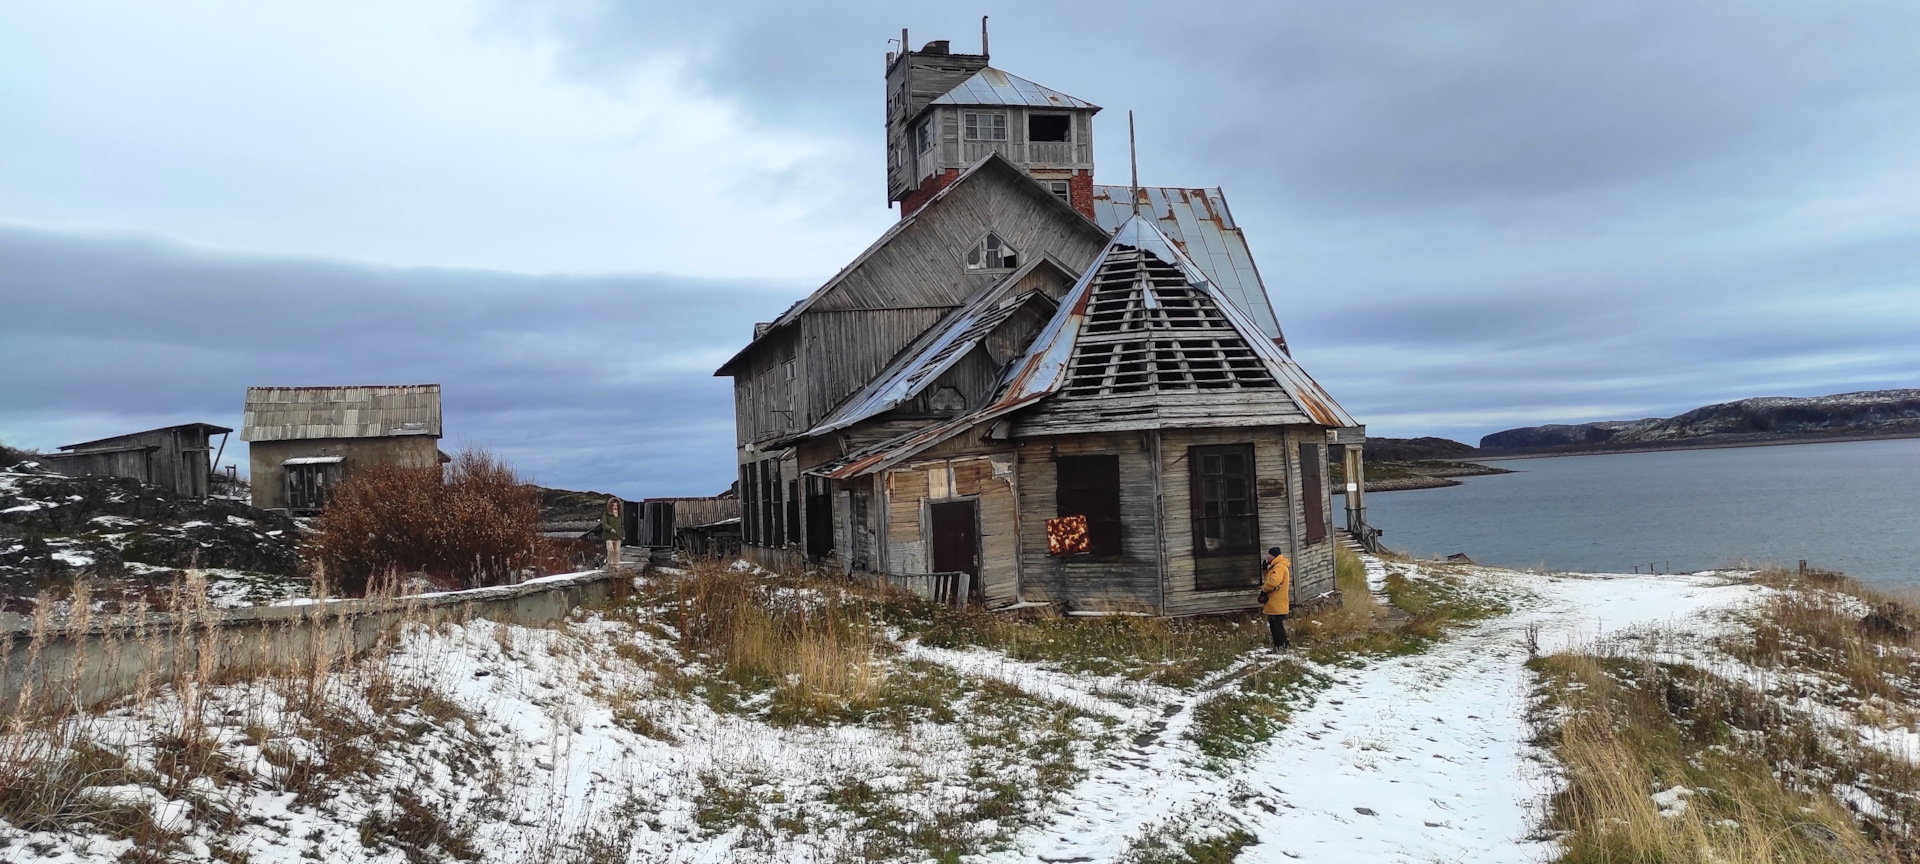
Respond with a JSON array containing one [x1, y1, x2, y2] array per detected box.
[[241, 384, 445, 514], [43, 423, 233, 499]]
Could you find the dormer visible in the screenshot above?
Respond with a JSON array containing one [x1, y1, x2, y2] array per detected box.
[[885, 33, 1100, 220]]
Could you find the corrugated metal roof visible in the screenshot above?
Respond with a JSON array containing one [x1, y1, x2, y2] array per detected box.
[[810, 216, 1353, 479], [798, 259, 1067, 440], [241, 384, 443, 442], [1090, 186, 1284, 345], [928, 67, 1099, 110]]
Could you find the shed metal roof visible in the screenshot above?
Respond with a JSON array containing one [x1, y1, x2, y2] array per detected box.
[[1090, 186, 1284, 345], [928, 67, 1099, 110], [241, 384, 443, 442], [58, 422, 233, 452]]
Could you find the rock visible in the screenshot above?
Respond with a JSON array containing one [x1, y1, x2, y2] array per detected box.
[[1861, 603, 1915, 639], [1354, 807, 1377, 816]]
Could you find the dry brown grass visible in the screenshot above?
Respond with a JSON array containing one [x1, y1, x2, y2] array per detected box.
[[0, 570, 482, 857], [305, 447, 543, 595], [656, 560, 890, 722], [1532, 566, 1920, 864], [1533, 652, 1892, 863], [1731, 568, 1919, 725]]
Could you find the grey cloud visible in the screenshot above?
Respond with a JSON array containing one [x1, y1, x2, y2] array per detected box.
[[0, 225, 797, 497]]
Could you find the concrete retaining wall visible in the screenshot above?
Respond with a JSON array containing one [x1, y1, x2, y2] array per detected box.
[[1, 568, 630, 712]]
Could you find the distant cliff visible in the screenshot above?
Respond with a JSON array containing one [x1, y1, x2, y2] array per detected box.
[[1480, 389, 1920, 453]]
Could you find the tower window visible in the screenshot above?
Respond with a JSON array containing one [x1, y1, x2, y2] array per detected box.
[[963, 112, 1007, 141], [916, 118, 935, 153], [1045, 181, 1071, 205], [966, 233, 1018, 270], [1028, 114, 1071, 142]]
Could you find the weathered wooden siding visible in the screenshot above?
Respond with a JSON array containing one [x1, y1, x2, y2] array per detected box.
[[1157, 427, 1299, 617], [1015, 432, 1161, 611], [872, 436, 1020, 604], [883, 467, 929, 575], [1011, 390, 1310, 438], [800, 308, 945, 429], [733, 326, 803, 446], [1285, 428, 1337, 601], [46, 425, 222, 499]]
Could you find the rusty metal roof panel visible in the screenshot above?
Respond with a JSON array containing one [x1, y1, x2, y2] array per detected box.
[[241, 384, 443, 442], [801, 261, 1063, 439], [929, 67, 1099, 110], [1090, 185, 1284, 344]]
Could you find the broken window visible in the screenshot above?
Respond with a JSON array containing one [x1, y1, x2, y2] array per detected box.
[[965, 233, 1018, 270], [1060, 247, 1280, 398], [1056, 454, 1121, 558], [1190, 444, 1259, 557], [1028, 114, 1071, 142], [284, 462, 339, 512], [1044, 180, 1072, 205], [963, 112, 1007, 141], [1300, 442, 1327, 544], [916, 117, 936, 153]]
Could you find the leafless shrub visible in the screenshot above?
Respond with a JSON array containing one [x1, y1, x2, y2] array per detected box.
[[306, 448, 542, 595]]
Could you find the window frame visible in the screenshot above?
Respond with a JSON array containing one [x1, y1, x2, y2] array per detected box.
[[1188, 443, 1260, 558], [965, 232, 1019, 271], [963, 111, 1008, 141], [1055, 454, 1122, 559]]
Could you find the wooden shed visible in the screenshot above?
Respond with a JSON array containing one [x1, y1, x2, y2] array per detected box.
[[44, 423, 233, 499], [240, 384, 445, 514]]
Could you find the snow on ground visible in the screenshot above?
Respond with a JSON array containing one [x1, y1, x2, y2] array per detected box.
[[982, 563, 1764, 864], [0, 560, 1777, 863]]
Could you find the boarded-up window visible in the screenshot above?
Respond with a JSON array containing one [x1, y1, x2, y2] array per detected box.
[[1190, 444, 1258, 557], [1056, 455, 1121, 558], [1299, 442, 1327, 544]]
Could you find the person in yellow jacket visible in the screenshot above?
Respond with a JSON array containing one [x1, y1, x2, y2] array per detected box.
[[1260, 546, 1292, 650]]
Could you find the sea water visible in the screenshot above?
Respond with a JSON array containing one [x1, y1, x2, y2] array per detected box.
[[1357, 437, 1920, 588]]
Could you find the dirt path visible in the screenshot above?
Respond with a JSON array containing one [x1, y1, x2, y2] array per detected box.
[[988, 561, 1760, 863]]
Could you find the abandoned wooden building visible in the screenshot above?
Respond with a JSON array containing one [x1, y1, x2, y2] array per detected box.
[[715, 36, 1366, 615], [241, 384, 447, 514], [43, 422, 233, 499]]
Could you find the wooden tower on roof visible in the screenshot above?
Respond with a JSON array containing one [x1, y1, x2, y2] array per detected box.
[[884, 23, 1101, 219]]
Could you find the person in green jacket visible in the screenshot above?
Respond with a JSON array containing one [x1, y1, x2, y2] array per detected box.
[[603, 497, 624, 572], [1261, 546, 1291, 651]]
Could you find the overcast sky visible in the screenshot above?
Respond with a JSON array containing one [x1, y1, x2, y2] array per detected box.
[[3, 1, 1916, 497]]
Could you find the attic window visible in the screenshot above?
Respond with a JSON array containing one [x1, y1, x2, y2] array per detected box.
[[963, 112, 1007, 141], [966, 233, 1018, 270], [1028, 114, 1071, 142]]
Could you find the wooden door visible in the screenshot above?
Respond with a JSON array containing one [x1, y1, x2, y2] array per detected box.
[[929, 500, 980, 603]]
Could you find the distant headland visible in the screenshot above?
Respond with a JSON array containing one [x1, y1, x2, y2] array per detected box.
[[1353, 388, 1920, 492], [1477, 388, 1920, 456]]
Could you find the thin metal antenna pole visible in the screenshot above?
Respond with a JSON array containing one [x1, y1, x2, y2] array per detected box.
[[1129, 110, 1140, 216]]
